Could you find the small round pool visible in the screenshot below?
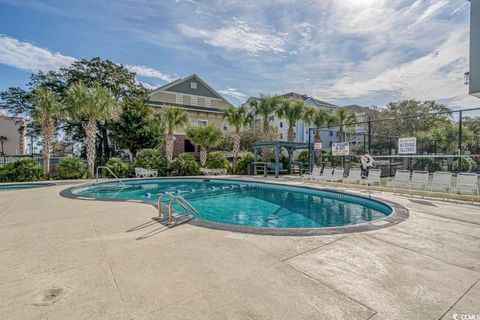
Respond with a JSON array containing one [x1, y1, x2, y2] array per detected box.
[[68, 178, 404, 235], [0, 182, 54, 191]]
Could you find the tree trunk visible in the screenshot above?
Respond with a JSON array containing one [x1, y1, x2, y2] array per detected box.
[[287, 125, 295, 142], [41, 118, 54, 179], [200, 147, 207, 168], [339, 125, 345, 142], [262, 117, 269, 161], [165, 134, 175, 166], [86, 119, 97, 178], [232, 130, 241, 174], [101, 126, 110, 166]]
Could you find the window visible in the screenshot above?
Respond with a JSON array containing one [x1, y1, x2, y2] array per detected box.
[[280, 133, 283, 140], [329, 130, 333, 136], [176, 94, 183, 104], [191, 82, 197, 89], [223, 123, 228, 131], [205, 98, 211, 106], [191, 96, 198, 106], [268, 116, 275, 122], [197, 119, 208, 127], [280, 122, 283, 128], [184, 139, 195, 152], [330, 141, 333, 147]]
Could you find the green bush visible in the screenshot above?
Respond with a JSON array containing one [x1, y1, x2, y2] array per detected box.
[[296, 150, 309, 164], [57, 156, 86, 179], [0, 159, 43, 182], [236, 152, 254, 174], [170, 153, 200, 176], [206, 151, 230, 169], [134, 149, 167, 176], [106, 157, 130, 178], [412, 158, 442, 173]]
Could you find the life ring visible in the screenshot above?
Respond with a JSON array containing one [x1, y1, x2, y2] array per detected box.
[[360, 154, 375, 169]]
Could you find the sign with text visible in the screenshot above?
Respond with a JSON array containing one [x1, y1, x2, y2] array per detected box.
[[314, 142, 322, 150], [398, 137, 417, 154], [332, 142, 350, 156]]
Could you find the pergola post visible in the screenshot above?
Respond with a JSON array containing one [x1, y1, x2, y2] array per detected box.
[[275, 144, 280, 178], [253, 147, 258, 175]]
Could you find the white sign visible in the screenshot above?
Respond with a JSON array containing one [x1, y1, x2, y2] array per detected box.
[[398, 137, 417, 154], [332, 142, 350, 156], [314, 142, 322, 150]]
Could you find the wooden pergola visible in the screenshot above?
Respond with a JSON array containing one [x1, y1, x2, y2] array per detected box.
[[252, 141, 309, 178]]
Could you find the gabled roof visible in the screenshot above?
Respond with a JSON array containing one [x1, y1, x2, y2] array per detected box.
[[150, 74, 231, 105]]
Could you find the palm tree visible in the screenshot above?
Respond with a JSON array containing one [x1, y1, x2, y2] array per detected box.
[[161, 106, 189, 166], [66, 82, 120, 178], [304, 108, 334, 166], [186, 124, 223, 167], [249, 94, 281, 160], [32, 86, 63, 178], [276, 99, 306, 142], [0, 136, 7, 155], [222, 105, 253, 173], [331, 107, 357, 142]]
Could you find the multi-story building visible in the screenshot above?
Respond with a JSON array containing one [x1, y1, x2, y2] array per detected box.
[[0, 112, 27, 155], [147, 74, 232, 156], [245, 92, 339, 149]]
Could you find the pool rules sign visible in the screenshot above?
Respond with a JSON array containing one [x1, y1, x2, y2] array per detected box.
[[398, 137, 417, 154]]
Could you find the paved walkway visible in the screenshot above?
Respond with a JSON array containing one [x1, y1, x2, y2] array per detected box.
[[0, 180, 479, 319]]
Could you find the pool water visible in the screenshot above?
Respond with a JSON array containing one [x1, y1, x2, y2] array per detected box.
[[73, 179, 392, 229], [0, 183, 53, 191]]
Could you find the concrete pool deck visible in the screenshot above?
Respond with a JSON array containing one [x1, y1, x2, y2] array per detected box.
[[0, 178, 479, 319]]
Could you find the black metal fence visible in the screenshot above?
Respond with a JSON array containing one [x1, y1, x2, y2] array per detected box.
[[308, 107, 480, 176], [0, 155, 66, 174]]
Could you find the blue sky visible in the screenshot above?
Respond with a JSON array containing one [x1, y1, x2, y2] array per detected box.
[[0, 0, 478, 109]]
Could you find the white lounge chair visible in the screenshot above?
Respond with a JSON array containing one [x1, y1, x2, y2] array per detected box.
[[200, 168, 227, 176], [304, 166, 321, 180], [410, 171, 429, 190], [343, 168, 362, 184], [386, 170, 411, 189], [360, 169, 382, 186], [327, 167, 344, 182], [317, 167, 333, 181], [430, 172, 453, 193], [453, 173, 479, 195], [135, 168, 157, 178]]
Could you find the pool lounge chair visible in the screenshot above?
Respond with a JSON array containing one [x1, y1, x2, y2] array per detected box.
[[200, 168, 227, 176], [135, 168, 158, 178], [410, 171, 429, 190], [304, 166, 321, 180], [430, 172, 453, 193], [386, 170, 411, 189], [359, 169, 382, 186], [326, 167, 345, 182], [343, 168, 362, 184], [453, 173, 479, 195], [317, 167, 333, 181]]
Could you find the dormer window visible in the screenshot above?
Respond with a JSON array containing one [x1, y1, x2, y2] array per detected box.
[[191, 82, 197, 89]]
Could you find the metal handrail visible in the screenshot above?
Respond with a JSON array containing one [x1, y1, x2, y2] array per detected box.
[[157, 192, 199, 225], [95, 166, 126, 185]]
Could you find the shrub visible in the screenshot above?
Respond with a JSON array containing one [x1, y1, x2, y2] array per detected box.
[[170, 153, 200, 176], [57, 156, 86, 179], [134, 149, 167, 176], [206, 151, 230, 169], [236, 152, 254, 174], [296, 150, 309, 164], [106, 157, 130, 178], [0, 159, 43, 182], [412, 157, 442, 173]]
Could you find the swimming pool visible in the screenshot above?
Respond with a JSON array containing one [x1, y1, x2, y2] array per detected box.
[[70, 178, 400, 234], [0, 183, 54, 191]]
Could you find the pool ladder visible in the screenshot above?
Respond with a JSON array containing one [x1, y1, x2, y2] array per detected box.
[[157, 192, 200, 226], [95, 166, 126, 186]]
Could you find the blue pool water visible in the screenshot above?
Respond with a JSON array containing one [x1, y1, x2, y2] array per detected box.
[[73, 179, 392, 229], [0, 183, 53, 191]]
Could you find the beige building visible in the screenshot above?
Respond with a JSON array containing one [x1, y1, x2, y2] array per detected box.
[[0, 112, 27, 155], [147, 74, 232, 155]]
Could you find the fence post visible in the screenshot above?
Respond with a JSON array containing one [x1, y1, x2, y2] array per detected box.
[[458, 110, 463, 154], [308, 128, 312, 172], [367, 121, 371, 153]]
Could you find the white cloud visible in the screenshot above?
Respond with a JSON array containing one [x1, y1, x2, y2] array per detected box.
[[125, 65, 176, 82], [0, 35, 76, 72], [218, 87, 247, 101], [178, 19, 287, 54]]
